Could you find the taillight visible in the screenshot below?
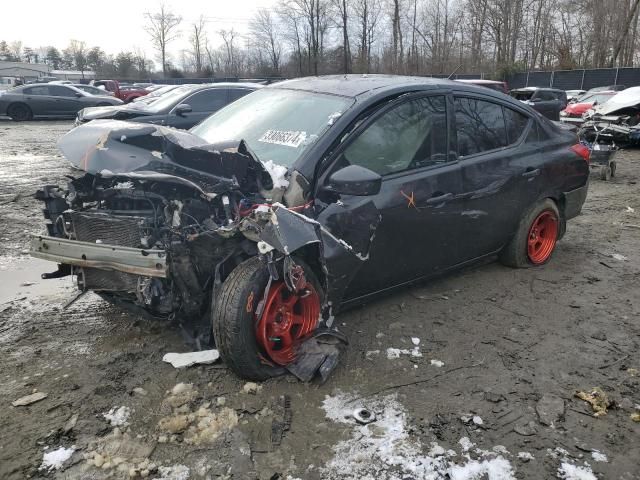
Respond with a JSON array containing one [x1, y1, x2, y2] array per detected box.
[[571, 144, 590, 164]]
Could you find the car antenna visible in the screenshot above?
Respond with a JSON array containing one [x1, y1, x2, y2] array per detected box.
[[447, 64, 462, 80]]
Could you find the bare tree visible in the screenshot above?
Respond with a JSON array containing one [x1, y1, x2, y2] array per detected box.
[[220, 29, 239, 76], [144, 3, 182, 77], [250, 9, 283, 74], [189, 15, 207, 75], [330, 0, 352, 73]]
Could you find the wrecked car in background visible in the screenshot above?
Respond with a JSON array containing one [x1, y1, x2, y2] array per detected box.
[[580, 86, 640, 146], [30, 75, 590, 381]]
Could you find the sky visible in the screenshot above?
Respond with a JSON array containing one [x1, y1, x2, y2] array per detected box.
[[1, 0, 278, 65]]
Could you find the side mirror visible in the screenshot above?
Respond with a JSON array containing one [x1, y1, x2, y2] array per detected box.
[[326, 165, 381, 196], [175, 103, 192, 116]]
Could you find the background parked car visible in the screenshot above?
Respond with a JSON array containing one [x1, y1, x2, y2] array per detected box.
[[0, 83, 123, 121], [132, 84, 183, 103], [510, 87, 567, 120], [91, 80, 149, 103], [560, 91, 616, 124], [76, 82, 261, 129], [566, 89, 586, 102], [72, 84, 115, 97]]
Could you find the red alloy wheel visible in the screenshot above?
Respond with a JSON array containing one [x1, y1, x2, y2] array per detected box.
[[527, 210, 559, 264], [255, 281, 320, 365]]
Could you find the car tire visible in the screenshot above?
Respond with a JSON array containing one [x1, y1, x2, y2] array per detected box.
[[8, 103, 33, 121], [212, 256, 323, 380], [499, 199, 560, 268], [599, 165, 611, 181]]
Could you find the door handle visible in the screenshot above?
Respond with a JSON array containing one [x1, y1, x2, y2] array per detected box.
[[426, 192, 453, 205], [522, 168, 540, 178]]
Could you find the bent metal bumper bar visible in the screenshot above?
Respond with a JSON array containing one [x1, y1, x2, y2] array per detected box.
[[30, 235, 167, 278]]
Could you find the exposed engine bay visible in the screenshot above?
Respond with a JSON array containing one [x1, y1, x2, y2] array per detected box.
[[30, 120, 380, 379]]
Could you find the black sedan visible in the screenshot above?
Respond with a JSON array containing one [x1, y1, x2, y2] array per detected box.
[[32, 75, 589, 380], [0, 84, 123, 121], [75, 83, 261, 129]]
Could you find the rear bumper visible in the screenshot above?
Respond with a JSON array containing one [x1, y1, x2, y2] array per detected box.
[[563, 183, 589, 220], [30, 235, 167, 278]]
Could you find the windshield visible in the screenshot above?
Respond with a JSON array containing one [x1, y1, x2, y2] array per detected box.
[[191, 88, 354, 167], [581, 93, 614, 104], [143, 86, 194, 113]]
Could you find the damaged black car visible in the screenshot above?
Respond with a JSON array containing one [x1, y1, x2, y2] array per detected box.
[[31, 75, 590, 381]]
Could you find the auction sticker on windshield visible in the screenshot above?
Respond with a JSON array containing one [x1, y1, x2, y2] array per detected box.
[[258, 130, 307, 148]]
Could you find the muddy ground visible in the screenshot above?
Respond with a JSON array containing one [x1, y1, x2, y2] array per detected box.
[[0, 119, 639, 480]]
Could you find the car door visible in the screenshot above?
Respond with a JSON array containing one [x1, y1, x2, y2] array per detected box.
[[48, 85, 84, 116], [453, 95, 541, 261], [168, 88, 229, 129], [316, 93, 465, 299], [22, 85, 53, 115], [533, 91, 557, 119]]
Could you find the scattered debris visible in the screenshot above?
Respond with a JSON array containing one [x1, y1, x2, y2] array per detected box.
[[611, 253, 627, 261], [162, 349, 220, 368], [40, 446, 75, 471], [386, 346, 422, 359], [472, 415, 483, 426], [626, 206, 635, 213], [12, 391, 47, 407], [536, 393, 565, 426], [242, 382, 263, 395], [84, 428, 156, 475], [157, 384, 238, 445], [631, 412, 640, 422], [132, 387, 148, 396], [557, 462, 597, 480], [270, 395, 292, 447], [591, 450, 608, 462], [575, 388, 612, 417], [63, 414, 79, 434], [513, 419, 538, 436], [103, 406, 131, 427], [411, 337, 420, 346], [430, 359, 445, 367], [352, 408, 376, 425]]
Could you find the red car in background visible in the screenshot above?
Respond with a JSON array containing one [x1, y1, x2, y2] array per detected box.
[[91, 80, 149, 103], [560, 91, 616, 124]]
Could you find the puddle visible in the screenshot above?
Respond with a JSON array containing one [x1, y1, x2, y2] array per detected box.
[[0, 257, 70, 305]]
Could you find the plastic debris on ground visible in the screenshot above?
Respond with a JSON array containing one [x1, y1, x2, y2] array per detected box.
[[162, 349, 220, 368], [386, 345, 422, 359], [431, 359, 445, 367], [591, 450, 608, 462], [12, 391, 48, 406], [575, 387, 612, 417], [40, 446, 75, 471]]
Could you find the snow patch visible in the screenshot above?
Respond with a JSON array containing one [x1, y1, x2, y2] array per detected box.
[[155, 464, 190, 480], [517, 452, 534, 461], [557, 462, 597, 480], [320, 392, 516, 480], [103, 406, 131, 427], [40, 446, 75, 471], [262, 160, 289, 189], [590, 450, 608, 462]]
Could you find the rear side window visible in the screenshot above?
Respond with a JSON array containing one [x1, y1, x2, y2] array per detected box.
[[504, 108, 530, 144], [185, 89, 228, 112], [537, 91, 557, 101], [454, 97, 507, 156], [24, 86, 49, 96], [49, 85, 76, 97], [338, 95, 449, 175]]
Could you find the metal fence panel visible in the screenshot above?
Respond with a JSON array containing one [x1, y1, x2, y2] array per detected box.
[[526, 71, 552, 87], [551, 70, 585, 90], [582, 69, 617, 89], [615, 68, 640, 88]]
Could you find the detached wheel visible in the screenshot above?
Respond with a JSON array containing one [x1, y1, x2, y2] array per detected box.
[[600, 165, 612, 181], [500, 199, 560, 268], [212, 256, 322, 380], [8, 103, 33, 121]]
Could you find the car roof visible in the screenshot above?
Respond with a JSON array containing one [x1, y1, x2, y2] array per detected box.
[[455, 79, 505, 85], [512, 86, 562, 92], [186, 82, 263, 91], [266, 74, 466, 98]]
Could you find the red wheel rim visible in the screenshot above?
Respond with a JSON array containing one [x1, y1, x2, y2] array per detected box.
[[255, 281, 320, 365], [527, 210, 558, 264]]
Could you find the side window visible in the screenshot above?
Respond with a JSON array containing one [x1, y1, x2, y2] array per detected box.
[[503, 108, 530, 145], [184, 89, 228, 112], [537, 91, 555, 101], [49, 86, 76, 97], [454, 97, 507, 156], [337, 96, 448, 176], [25, 86, 49, 96], [229, 88, 251, 101]]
